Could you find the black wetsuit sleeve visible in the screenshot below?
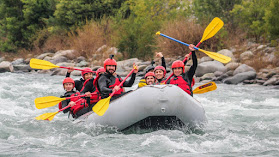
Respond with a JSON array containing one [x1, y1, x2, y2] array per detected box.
[[161, 56, 166, 69], [98, 75, 113, 93], [66, 72, 71, 78], [123, 73, 136, 87], [185, 51, 197, 80], [61, 99, 70, 113], [80, 79, 96, 93], [184, 59, 188, 65], [75, 80, 82, 92]]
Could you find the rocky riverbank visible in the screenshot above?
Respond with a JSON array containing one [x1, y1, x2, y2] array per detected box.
[[0, 43, 278, 86]]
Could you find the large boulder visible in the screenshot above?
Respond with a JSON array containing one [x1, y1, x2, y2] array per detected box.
[[233, 64, 256, 75], [223, 71, 256, 84], [36, 53, 54, 60], [225, 62, 241, 71], [199, 56, 213, 63], [195, 61, 227, 77], [51, 56, 68, 64], [116, 58, 140, 73], [217, 49, 236, 62], [263, 75, 279, 86], [11, 58, 25, 65], [0, 61, 14, 72], [53, 50, 77, 60], [240, 51, 254, 61], [13, 64, 32, 72], [200, 73, 215, 81]]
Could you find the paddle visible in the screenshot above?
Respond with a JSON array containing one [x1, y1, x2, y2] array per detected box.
[[35, 93, 97, 109], [35, 105, 70, 121], [93, 66, 137, 116], [30, 58, 96, 73], [161, 18, 225, 83], [193, 81, 217, 94], [35, 99, 82, 121], [156, 32, 231, 63]]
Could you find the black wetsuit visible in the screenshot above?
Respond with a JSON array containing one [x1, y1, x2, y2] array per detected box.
[[98, 72, 136, 100]]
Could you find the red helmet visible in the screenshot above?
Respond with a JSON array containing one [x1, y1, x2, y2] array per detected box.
[[171, 60, 185, 72], [96, 67, 105, 75], [63, 77, 75, 87], [81, 68, 93, 78], [104, 58, 117, 69], [154, 66, 166, 76], [145, 72, 156, 79]]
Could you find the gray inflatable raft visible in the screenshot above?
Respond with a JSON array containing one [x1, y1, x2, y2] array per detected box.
[[76, 85, 207, 131]]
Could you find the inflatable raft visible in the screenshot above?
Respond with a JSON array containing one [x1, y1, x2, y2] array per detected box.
[[76, 85, 207, 131]]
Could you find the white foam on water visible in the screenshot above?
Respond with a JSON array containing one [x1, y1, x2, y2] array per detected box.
[[141, 135, 197, 153]]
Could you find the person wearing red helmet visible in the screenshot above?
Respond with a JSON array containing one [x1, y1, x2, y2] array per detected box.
[[166, 44, 197, 96], [98, 55, 138, 100], [154, 66, 166, 84], [59, 77, 88, 118], [65, 67, 94, 92], [80, 67, 106, 108], [138, 52, 167, 88], [145, 72, 156, 85]]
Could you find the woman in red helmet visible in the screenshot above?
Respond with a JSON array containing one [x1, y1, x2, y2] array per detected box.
[[59, 77, 89, 118], [166, 44, 197, 96], [66, 67, 94, 92], [98, 55, 138, 100], [80, 67, 106, 108], [145, 72, 156, 85], [154, 66, 166, 84]]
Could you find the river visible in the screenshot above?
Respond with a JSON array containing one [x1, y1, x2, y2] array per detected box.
[[0, 73, 279, 156]]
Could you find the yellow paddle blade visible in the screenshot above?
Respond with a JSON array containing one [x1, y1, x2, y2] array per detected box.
[[93, 96, 112, 116], [193, 82, 217, 94], [35, 111, 59, 121], [35, 96, 66, 109], [199, 49, 231, 63], [200, 17, 224, 43], [30, 58, 60, 70]]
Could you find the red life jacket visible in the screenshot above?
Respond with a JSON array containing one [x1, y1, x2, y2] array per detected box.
[[58, 92, 88, 114], [81, 78, 101, 103], [108, 76, 124, 96], [59, 92, 80, 109], [169, 75, 193, 96]]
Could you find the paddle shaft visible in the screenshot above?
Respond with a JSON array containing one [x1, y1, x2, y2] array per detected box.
[[110, 68, 135, 97], [59, 66, 96, 73]]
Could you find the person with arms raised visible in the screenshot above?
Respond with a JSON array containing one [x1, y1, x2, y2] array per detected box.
[[166, 44, 197, 96]]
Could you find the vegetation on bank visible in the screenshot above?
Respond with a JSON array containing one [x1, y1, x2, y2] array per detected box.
[[0, 0, 279, 63]]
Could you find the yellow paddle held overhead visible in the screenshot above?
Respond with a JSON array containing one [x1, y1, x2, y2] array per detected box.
[[30, 58, 59, 69], [198, 49, 231, 63], [193, 81, 217, 94], [35, 96, 66, 109], [200, 17, 224, 43]]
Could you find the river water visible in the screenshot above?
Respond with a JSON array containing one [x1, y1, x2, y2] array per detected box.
[[0, 72, 279, 156]]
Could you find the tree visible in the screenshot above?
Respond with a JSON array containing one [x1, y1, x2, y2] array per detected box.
[[265, 0, 279, 40], [114, 0, 188, 59], [193, 0, 241, 25], [231, 0, 270, 41], [0, 0, 24, 52], [54, 0, 126, 29]]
